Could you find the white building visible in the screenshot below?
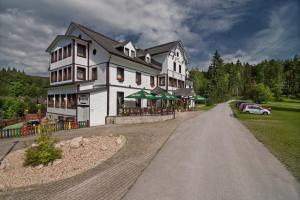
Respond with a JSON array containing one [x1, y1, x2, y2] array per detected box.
[[46, 22, 195, 126]]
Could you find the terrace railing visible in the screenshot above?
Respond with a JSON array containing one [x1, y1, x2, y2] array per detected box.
[[0, 120, 89, 139], [117, 107, 175, 116]]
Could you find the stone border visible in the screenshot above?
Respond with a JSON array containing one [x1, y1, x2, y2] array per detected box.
[[106, 114, 174, 125]]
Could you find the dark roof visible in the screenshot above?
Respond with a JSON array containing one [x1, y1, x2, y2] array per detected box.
[[46, 35, 91, 52], [174, 88, 195, 97], [70, 22, 162, 70], [146, 41, 180, 55], [151, 87, 166, 95]]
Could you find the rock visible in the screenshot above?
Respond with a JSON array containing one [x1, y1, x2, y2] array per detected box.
[[31, 143, 39, 148], [54, 143, 61, 149], [35, 164, 44, 170], [115, 135, 126, 145], [83, 138, 90, 145], [0, 159, 9, 170], [100, 145, 108, 151], [108, 133, 113, 137], [70, 137, 83, 149], [52, 159, 62, 166]]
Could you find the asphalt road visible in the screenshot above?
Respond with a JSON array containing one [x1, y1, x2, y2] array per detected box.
[[123, 103, 300, 200]]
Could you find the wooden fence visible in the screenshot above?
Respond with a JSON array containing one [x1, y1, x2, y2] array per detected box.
[[0, 120, 89, 139]]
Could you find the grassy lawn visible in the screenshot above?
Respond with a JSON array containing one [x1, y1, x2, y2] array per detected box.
[[230, 100, 300, 182]]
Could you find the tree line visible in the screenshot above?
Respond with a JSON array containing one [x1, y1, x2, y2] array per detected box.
[[0, 68, 49, 119], [189, 51, 300, 104]]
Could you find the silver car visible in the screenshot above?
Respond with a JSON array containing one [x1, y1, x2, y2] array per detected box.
[[243, 105, 271, 115]]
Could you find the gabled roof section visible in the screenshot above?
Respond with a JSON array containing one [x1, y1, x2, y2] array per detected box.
[[45, 35, 91, 52], [146, 41, 179, 55], [65, 22, 161, 70], [174, 88, 195, 97]]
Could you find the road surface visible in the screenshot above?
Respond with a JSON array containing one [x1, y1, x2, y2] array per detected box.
[[123, 103, 300, 200]]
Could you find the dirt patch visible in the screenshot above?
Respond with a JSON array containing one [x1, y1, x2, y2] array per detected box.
[[0, 135, 125, 190]]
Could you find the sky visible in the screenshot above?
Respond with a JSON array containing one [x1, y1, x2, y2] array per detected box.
[[0, 0, 299, 76]]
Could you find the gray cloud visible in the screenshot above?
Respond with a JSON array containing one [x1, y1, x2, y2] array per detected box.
[[0, 0, 298, 75]]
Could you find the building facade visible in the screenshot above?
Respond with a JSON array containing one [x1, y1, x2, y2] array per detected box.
[[46, 22, 194, 126]]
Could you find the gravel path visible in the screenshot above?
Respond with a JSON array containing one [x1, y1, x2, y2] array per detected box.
[[0, 111, 199, 200], [123, 103, 300, 200]]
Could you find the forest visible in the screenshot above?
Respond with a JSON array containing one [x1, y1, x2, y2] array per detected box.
[[189, 51, 300, 104], [0, 68, 49, 119]]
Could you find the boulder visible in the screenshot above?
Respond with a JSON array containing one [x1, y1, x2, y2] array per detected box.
[[100, 145, 108, 151], [108, 133, 114, 137], [83, 138, 90, 145], [31, 143, 39, 148], [35, 164, 44, 170], [70, 137, 83, 149], [0, 159, 10, 170], [52, 159, 62, 166], [115, 135, 126, 145], [54, 143, 61, 149]]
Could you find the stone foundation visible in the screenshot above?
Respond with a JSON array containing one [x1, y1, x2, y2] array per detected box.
[[106, 114, 175, 125]]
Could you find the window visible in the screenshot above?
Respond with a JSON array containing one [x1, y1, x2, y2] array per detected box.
[[55, 94, 60, 108], [61, 94, 66, 108], [67, 67, 72, 80], [177, 52, 179, 57], [117, 67, 124, 82], [77, 67, 86, 80], [58, 48, 62, 60], [92, 67, 97, 80], [63, 46, 67, 59], [51, 52, 55, 63], [136, 99, 141, 108], [77, 44, 86, 58], [67, 94, 76, 109], [169, 77, 178, 87], [58, 69, 62, 82], [51, 71, 57, 83], [146, 57, 150, 63], [54, 51, 57, 62], [47, 95, 54, 107], [117, 92, 124, 115], [130, 50, 135, 57], [93, 49, 97, 55], [67, 44, 72, 57], [159, 77, 165, 86], [136, 72, 141, 85], [150, 76, 155, 87], [124, 48, 129, 56], [63, 68, 67, 81], [179, 65, 182, 73], [173, 62, 176, 71]]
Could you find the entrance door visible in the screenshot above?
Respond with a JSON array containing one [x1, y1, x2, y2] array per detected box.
[[117, 92, 124, 115]]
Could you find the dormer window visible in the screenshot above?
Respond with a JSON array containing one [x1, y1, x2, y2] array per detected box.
[[177, 52, 179, 57], [146, 57, 150, 63], [124, 48, 129, 56]]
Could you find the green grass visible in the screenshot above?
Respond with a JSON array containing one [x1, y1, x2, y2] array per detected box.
[[230, 100, 300, 181], [3, 122, 24, 130]]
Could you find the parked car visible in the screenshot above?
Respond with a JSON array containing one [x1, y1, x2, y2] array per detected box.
[[243, 105, 271, 115], [236, 100, 248, 108], [239, 103, 256, 111]]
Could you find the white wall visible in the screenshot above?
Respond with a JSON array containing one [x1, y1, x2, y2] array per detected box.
[[90, 90, 107, 126], [110, 55, 158, 90]]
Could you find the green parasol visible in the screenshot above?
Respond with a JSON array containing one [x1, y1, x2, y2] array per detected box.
[[191, 95, 206, 101], [126, 88, 158, 100]]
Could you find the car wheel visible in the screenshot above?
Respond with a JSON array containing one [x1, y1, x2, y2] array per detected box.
[[245, 111, 250, 114], [263, 112, 268, 115]]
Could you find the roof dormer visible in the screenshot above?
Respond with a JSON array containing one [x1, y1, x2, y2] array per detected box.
[[145, 53, 151, 63]]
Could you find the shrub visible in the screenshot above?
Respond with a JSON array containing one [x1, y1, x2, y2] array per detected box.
[[251, 83, 273, 103], [24, 126, 61, 167]]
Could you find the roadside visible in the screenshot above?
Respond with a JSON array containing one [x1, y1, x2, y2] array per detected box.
[[230, 100, 300, 181], [0, 111, 200, 200]]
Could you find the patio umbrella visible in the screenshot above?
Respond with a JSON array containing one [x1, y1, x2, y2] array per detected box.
[[156, 92, 178, 100], [125, 88, 158, 100], [191, 95, 206, 101]]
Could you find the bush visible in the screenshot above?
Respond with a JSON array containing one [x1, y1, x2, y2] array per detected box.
[[251, 83, 273, 103], [24, 126, 61, 167]]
